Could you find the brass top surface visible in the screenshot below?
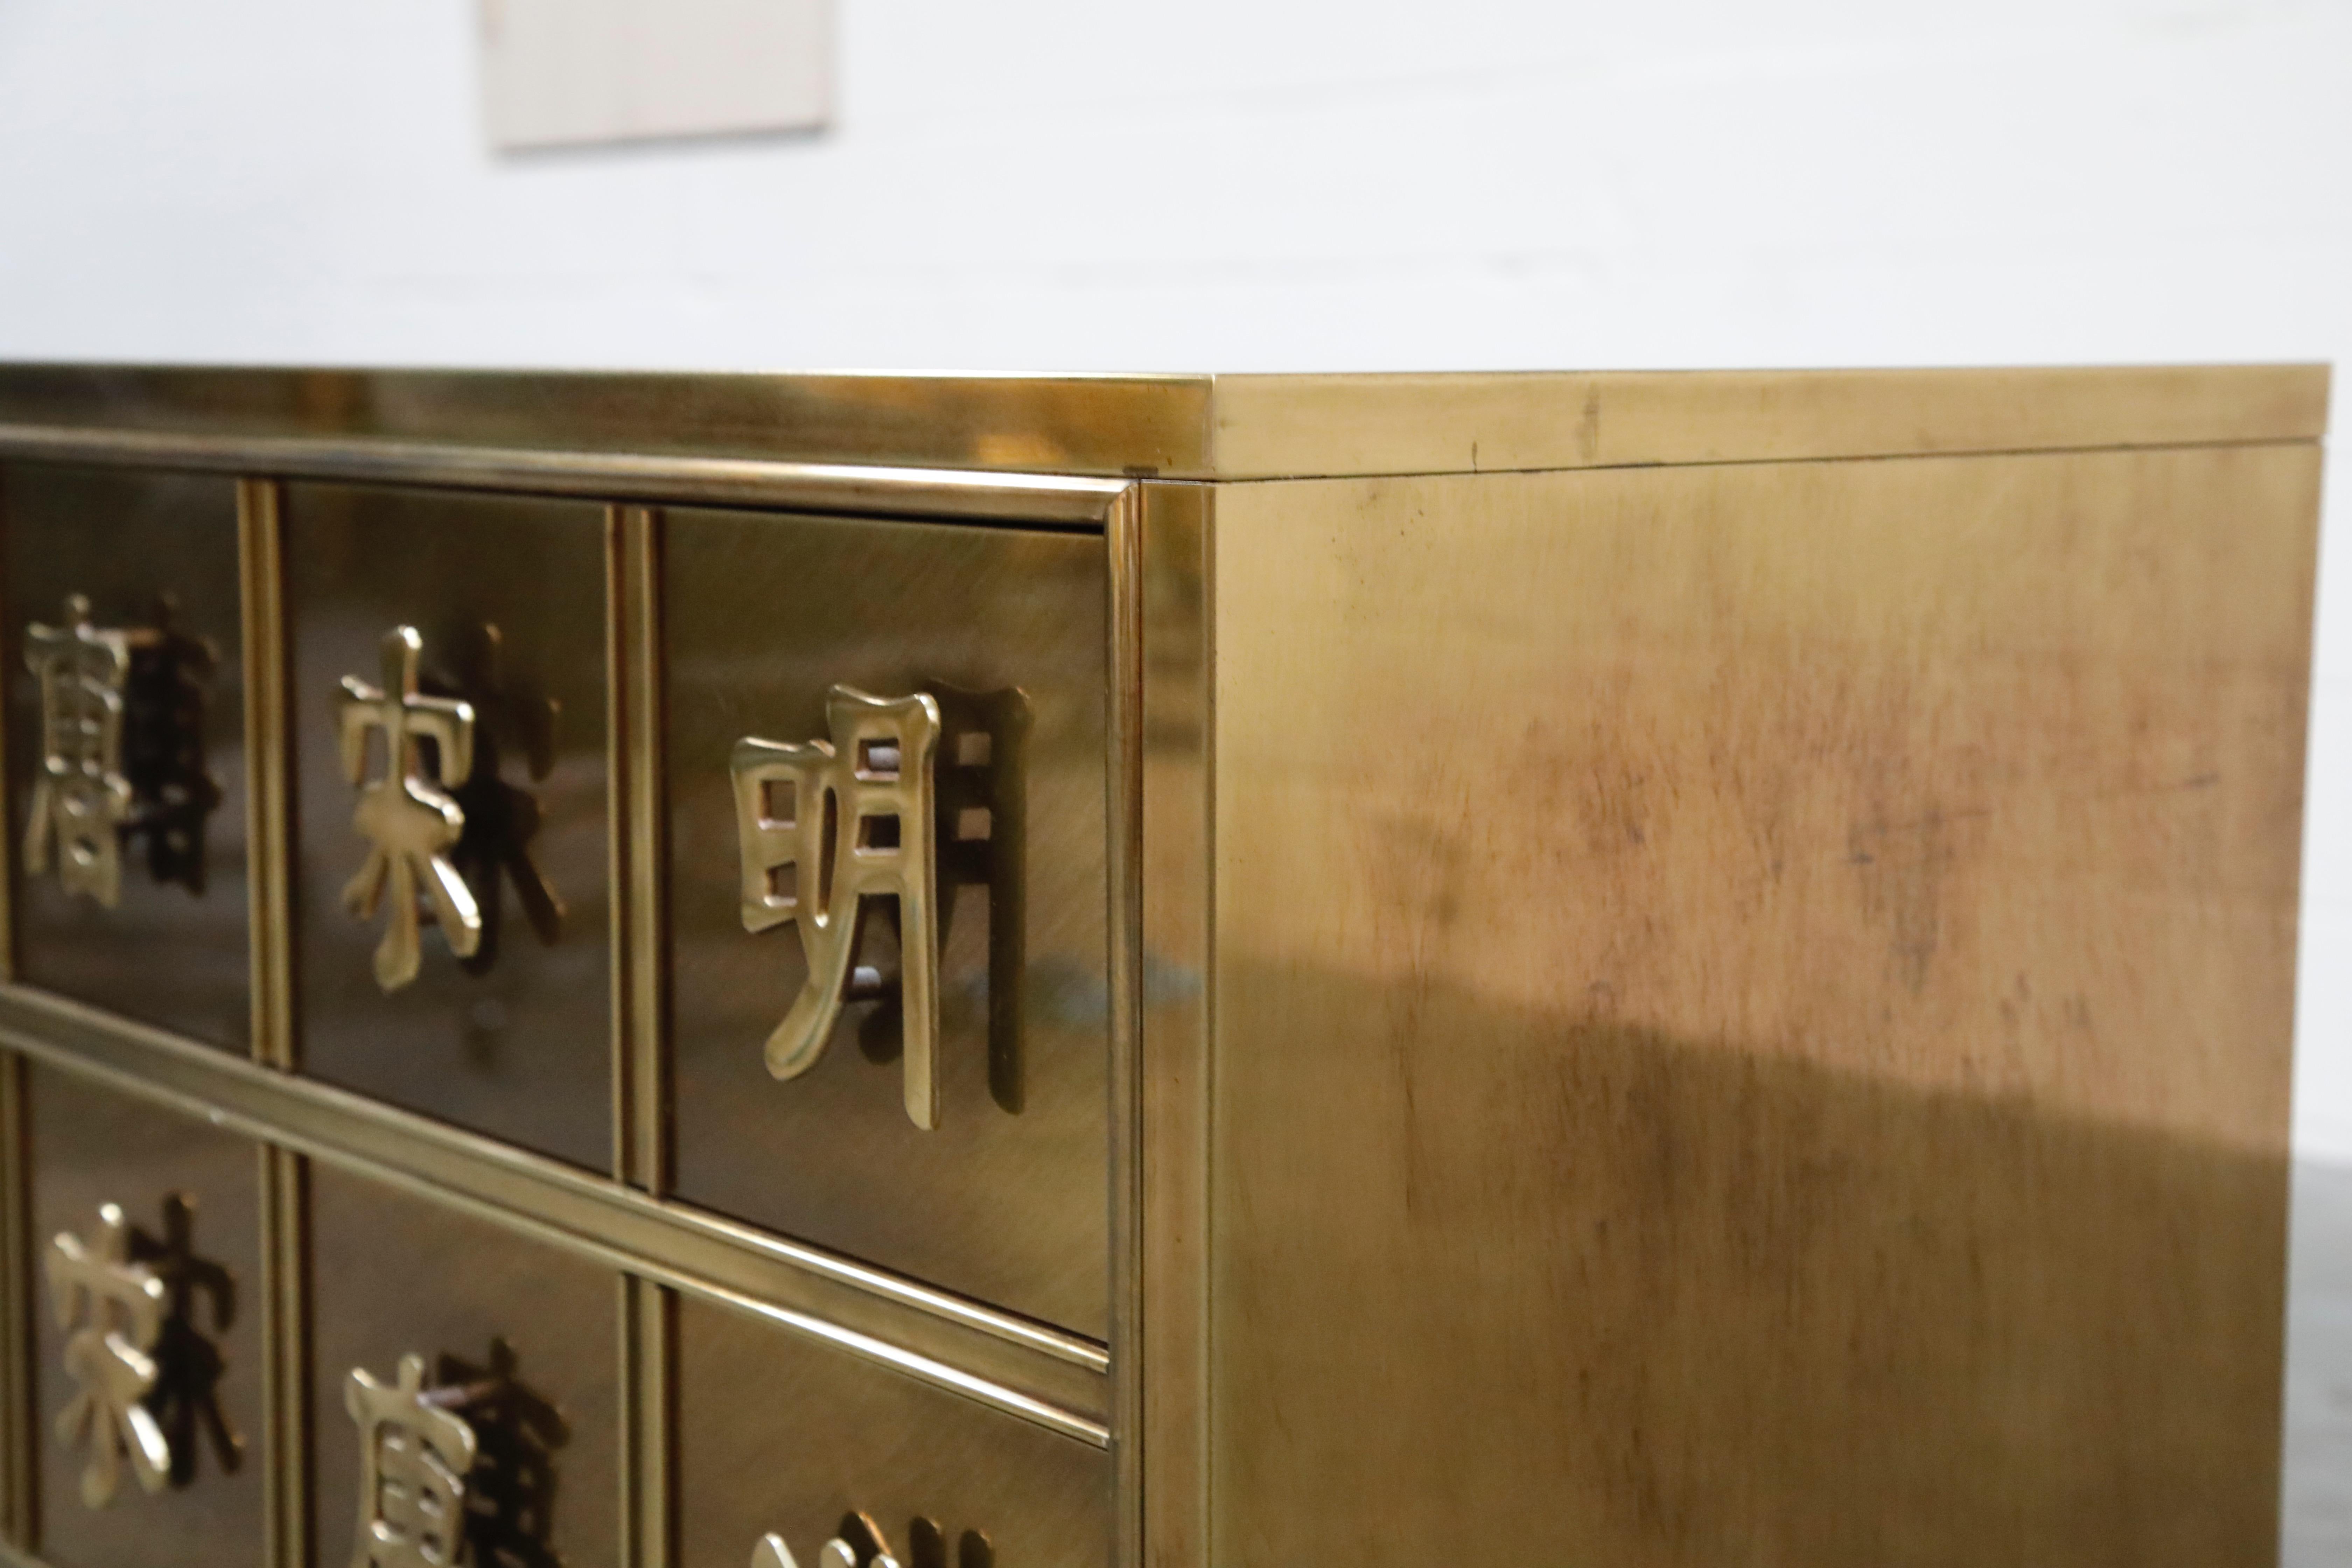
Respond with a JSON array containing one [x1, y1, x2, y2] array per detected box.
[[0, 362, 2327, 482]]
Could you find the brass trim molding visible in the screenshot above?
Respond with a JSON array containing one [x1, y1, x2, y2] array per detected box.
[[0, 426, 1128, 528], [0, 986, 1110, 1446], [0, 362, 2326, 482]]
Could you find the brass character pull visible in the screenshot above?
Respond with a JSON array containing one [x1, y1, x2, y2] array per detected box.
[[345, 1354, 482, 1568], [337, 626, 483, 992], [734, 686, 945, 1128], [24, 595, 153, 908], [755, 1516, 991, 1568], [46, 1204, 170, 1507]]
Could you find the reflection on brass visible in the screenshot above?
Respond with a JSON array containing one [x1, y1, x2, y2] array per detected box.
[[46, 1203, 169, 1507], [734, 686, 945, 1129], [440, 624, 567, 982], [344, 1353, 479, 1568], [22, 593, 221, 909], [754, 1513, 995, 1568], [137, 1192, 244, 1488], [337, 627, 482, 991], [433, 1340, 569, 1568]]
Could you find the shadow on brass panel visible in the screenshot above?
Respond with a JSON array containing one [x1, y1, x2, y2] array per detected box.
[[345, 1340, 567, 1568], [754, 1513, 995, 1568], [732, 682, 1028, 1129], [45, 1195, 242, 1511], [335, 622, 564, 993], [22, 595, 221, 909]]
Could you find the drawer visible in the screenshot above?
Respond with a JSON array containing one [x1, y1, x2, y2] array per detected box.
[[665, 507, 1110, 1336], [2, 462, 251, 1051], [26, 1065, 265, 1568], [286, 483, 611, 1169], [307, 1165, 620, 1568], [676, 1295, 1108, 1568]]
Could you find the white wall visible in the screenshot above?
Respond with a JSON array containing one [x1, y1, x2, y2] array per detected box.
[[2, 1, 2350, 1560]]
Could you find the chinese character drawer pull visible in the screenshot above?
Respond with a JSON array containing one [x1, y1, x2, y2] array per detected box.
[[337, 624, 565, 993], [733, 684, 1029, 1130], [755, 1513, 993, 1568], [46, 1196, 241, 1508], [24, 594, 221, 908], [345, 1354, 482, 1568]]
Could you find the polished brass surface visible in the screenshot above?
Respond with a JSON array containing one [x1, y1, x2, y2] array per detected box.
[[1206, 446, 2317, 1566], [674, 1297, 1106, 1568], [0, 362, 2330, 479], [667, 508, 1109, 1337], [615, 1278, 672, 1568], [334, 629, 485, 994], [0, 989, 1108, 1441], [255, 1149, 308, 1568], [25, 1065, 262, 1568], [287, 485, 610, 1170], [2, 465, 248, 1053], [733, 686, 945, 1129], [309, 1166, 617, 1568], [341, 1354, 478, 1568]]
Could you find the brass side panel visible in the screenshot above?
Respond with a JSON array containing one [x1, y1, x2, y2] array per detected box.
[[1208, 446, 2317, 1565], [665, 508, 1109, 1337], [1, 463, 250, 1051], [285, 484, 611, 1169], [673, 1295, 1107, 1568], [308, 1165, 620, 1568], [26, 1065, 264, 1568]]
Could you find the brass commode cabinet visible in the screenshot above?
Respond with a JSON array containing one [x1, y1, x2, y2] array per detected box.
[[0, 363, 2325, 1568]]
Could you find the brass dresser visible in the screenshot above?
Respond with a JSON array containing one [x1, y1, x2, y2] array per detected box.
[[0, 364, 2324, 1568]]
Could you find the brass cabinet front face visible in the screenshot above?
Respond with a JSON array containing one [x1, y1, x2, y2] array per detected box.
[[1, 462, 250, 1051], [666, 508, 1109, 1337], [308, 1166, 621, 1568], [27, 1066, 264, 1568], [286, 483, 611, 1169], [676, 1296, 1109, 1568]]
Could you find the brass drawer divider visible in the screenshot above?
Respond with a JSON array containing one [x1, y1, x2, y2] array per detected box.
[[0, 987, 1110, 1448]]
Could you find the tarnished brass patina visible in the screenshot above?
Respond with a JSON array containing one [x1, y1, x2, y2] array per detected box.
[[23, 598, 148, 909], [734, 686, 944, 1129], [45, 1205, 169, 1508], [335, 626, 481, 992], [343, 1354, 479, 1568]]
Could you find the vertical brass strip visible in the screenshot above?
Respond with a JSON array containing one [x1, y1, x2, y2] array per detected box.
[[610, 506, 669, 1191], [259, 1147, 312, 1568], [610, 506, 673, 1568], [0, 468, 28, 1549], [617, 1275, 675, 1568], [0, 1051, 31, 1551], [1137, 485, 1212, 1568], [237, 478, 293, 1071], [241, 477, 311, 1568], [1105, 486, 1147, 1568]]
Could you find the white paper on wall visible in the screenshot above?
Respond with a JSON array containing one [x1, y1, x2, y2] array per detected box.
[[480, 0, 832, 150]]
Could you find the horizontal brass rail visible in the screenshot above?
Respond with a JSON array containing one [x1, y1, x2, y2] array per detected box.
[[0, 986, 1110, 1447], [0, 424, 1128, 528]]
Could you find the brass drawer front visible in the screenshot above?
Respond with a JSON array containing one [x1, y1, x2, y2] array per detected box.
[[666, 507, 1110, 1338], [309, 1164, 620, 1568], [2, 462, 251, 1053], [26, 1065, 265, 1568], [677, 1295, 1108, 1568], [285, 484, 612, 1170]]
